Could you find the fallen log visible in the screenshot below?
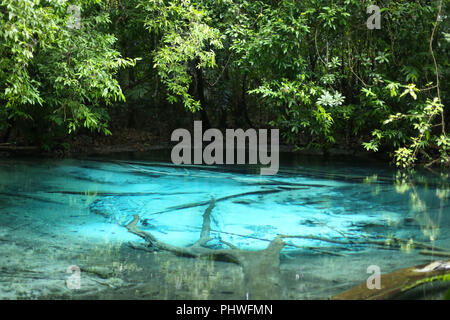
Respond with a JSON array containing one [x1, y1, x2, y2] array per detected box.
[[332, 260, 450, 300], [125, 198, 287, 299]]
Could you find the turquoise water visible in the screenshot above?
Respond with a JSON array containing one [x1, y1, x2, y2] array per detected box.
[[0, 154, 449, 299]]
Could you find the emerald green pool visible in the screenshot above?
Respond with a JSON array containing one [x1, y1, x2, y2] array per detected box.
[[0, 153, 448, 299]]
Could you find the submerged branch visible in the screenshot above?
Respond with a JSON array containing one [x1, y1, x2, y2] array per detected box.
[[191, 198, 215, 248], [279, 234, 450, 256], [420, 250, 450, 258], [150, 189, 285, 215], [124, 199, 288, 299], [125, 198, 286, 264]]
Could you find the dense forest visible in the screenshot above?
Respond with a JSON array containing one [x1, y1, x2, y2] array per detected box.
[[0, 0, 449, 168]]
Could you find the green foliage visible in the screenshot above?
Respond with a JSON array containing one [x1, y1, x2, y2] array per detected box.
[[364, 96, 448, 168], [139, 0, 223, 111], [0, 0, 135, 137], [0, 0, 448, 168], [202, 0, 448, 165]]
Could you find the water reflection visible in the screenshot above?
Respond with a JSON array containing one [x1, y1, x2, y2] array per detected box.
[[0, 155, 448, 299]]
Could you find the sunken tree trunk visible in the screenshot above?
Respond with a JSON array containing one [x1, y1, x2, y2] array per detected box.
[[124, 198, 286, 299]]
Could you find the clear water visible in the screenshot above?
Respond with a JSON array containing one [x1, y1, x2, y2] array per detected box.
[[0, 153, 449, 299]]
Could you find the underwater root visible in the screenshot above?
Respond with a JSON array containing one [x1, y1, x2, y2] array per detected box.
[[332, 260, 450, 300], [125, 198, 287, 299], [279, 234, 450, 257]]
